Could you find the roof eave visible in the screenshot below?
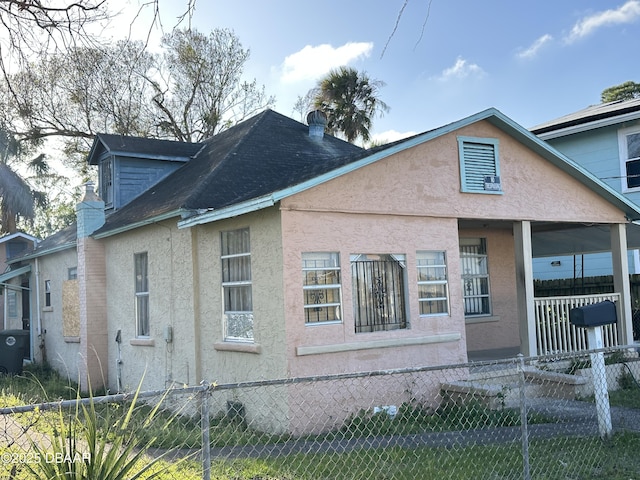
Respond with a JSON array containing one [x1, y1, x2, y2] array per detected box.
[[178, 197, 276, 229], [10, 242, 76, 263], [92, 209, 186, 239], [535, 110, 640, 140]]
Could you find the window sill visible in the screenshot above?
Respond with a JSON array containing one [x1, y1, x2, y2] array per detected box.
[[465, 315, 501, 324], [64, 336, 80, 343], [42, 306, 53, 312], [296, 333, 461, 356], [130, 338, 155, 347], [213, 342, 261, 354]]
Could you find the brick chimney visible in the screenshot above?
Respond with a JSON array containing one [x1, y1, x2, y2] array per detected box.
[[76, 181, 108, 392]]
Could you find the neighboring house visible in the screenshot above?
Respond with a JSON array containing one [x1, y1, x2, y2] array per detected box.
[[0, 232, 37, 336], [5, 108, 640, 433], [531, 98, 640, 280]]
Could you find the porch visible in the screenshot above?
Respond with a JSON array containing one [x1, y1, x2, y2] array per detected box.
[[461, 219, 638, 359]]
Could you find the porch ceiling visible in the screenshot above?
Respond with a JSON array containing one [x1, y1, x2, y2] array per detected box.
[[532, 222, 640, 257], [458, 219, 640, 257]]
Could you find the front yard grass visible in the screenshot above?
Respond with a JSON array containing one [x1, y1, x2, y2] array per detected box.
[[3, 364, 640, 479]]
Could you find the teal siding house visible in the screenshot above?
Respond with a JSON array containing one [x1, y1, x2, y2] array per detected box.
[[531, 99, 640, 280]]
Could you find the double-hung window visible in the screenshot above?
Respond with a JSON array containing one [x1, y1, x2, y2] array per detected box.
[[302, 252, 342, 324], [134, 252, 150, 337], [417, 251, 449, 315], [221, 228, 253, 342], [460, 238, 491, 316], [351, 254, 407, 333], [458, 136, 501, 193], [619, 126, 640, 191]]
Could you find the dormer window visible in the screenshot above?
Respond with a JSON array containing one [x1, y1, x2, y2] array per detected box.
[[100, 157, 114, 207]]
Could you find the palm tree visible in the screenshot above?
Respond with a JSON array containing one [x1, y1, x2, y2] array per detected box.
[[0, 129, 44, 234], [313, 66, 389, 144]]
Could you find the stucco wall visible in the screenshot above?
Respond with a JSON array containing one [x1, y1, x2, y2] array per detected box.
[[103, 220, 196, 392], [460, 227, 520, 352], [280, 209, 467, 377], [193, 207, 287, 385], [284, 120, 627, 224], [35, 248, 81, 378]]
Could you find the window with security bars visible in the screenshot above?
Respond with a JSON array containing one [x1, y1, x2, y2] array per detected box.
[[134, 252, 150, 337], [351, 254, 407, 333], [302, 252, 342, 324], [458, 136, 501, 193], [417, 251, 449, 316], [460, 238, 491, 316], [221, 228, 253, 342], [619, 127, 640, 190]]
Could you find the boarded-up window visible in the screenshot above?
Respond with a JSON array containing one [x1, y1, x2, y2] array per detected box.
[[63, 279, 80, 337]]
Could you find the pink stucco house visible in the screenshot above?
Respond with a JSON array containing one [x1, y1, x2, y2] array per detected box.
[[3, 107, 639, 430]]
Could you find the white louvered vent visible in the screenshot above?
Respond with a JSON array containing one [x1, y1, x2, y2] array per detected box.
[[459, 139, 501, 193]]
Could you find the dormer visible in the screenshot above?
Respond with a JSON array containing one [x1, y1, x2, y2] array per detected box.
[[87, 134, 203, 212]]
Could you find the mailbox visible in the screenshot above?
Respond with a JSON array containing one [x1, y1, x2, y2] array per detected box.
[[569, 300, 617, 328]]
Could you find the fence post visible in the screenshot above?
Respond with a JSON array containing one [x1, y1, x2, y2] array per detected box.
[[518, 354, 531, 480], [201, 383, 211, 480]]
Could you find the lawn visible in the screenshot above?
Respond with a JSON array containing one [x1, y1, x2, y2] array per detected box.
[[2, 364, 640, 479]]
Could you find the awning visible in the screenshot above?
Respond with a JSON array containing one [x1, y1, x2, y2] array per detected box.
[[0, 265, 31, 284]]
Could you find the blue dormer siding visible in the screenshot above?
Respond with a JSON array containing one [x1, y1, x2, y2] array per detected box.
[[112, 156, 185, 210], [87, 133, 203, 213]]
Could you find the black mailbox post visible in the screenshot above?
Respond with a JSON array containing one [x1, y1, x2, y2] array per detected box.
[[569, 300, 617, 328]]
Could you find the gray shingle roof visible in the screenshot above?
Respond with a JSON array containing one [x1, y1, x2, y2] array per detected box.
[[93, 109, 364, 236], [88, 134, 204, 164], [530, 98, 640, 134]]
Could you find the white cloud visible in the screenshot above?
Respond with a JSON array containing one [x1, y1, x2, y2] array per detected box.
[[436, 57, 485, 81], [565, 0, 640, 43], [517, 34, 554, 59], [279, 42, 373, 83]]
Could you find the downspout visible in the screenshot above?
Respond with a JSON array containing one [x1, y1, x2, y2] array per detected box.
[[35, 258, 42, 335], [2, 282, 6, 329]]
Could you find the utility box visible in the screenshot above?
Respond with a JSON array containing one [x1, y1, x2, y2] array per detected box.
[[0, 330, 29, 375], [569, 300, 617, 328]]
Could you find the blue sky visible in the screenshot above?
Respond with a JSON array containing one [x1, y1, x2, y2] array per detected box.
[[116, 0, 640, 143]]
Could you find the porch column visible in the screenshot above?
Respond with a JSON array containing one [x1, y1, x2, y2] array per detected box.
[[611, 223, 633, 345], [513, 221, 536, 356]]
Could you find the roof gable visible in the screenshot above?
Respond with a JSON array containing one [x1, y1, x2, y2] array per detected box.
[[180, 108, 640, 227]]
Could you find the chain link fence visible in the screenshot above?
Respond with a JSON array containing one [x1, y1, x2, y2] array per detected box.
[[2, 346, 640, 479]]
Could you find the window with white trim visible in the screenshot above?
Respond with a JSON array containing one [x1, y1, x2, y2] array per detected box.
[[619, 126, 640, 191], [351, 254, 407, 333], [458, 136, 501, 193], [221, 228, 253, 342], [417, 251, 449, 316], [460, 238, 491, 316], [302, 252, 342, 324], [134, 252, 149, 337]]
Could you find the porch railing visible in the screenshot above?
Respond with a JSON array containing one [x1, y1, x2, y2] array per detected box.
[[534, 293, 620, 355]]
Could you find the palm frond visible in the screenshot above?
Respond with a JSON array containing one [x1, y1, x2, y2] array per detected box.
[[0, 162, 35, 221]]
